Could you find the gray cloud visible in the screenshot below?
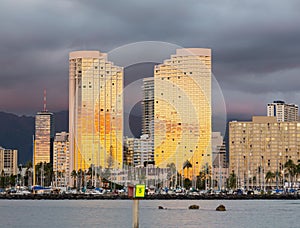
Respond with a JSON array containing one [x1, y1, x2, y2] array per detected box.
[[1, 0, 300, 116]]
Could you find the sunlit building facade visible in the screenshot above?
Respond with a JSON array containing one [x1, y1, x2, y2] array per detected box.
[[229, 116, 300, 189], [53, 132, 69, 187], [0, 147, 18, 176], [69, 51, 123, 176], [154, 48, 212, 179], [34, 111, 54, 166]]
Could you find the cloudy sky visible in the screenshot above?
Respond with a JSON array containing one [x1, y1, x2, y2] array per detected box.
[[1, 0, 300, 119]]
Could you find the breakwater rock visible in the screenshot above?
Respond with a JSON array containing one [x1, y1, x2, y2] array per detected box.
[[216, 204, 226, 211], [188, 205, 199, 209]]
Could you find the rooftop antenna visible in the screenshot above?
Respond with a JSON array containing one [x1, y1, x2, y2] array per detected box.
[[43, 89, 47, 112]]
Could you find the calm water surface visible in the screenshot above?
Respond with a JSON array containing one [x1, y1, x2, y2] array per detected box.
[[0, 200, 299, 228]]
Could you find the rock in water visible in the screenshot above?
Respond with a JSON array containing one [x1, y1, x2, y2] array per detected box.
[[216, 204, 226, 211], [188, 205, 199, 209], [158, 206, 164, 209]]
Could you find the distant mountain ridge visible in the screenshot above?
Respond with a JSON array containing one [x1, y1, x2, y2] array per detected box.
[[0, 111, 68, 164]]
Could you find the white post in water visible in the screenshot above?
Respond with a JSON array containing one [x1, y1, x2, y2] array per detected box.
[[132, 184, 145, 228], [133, 199, 139, 228]]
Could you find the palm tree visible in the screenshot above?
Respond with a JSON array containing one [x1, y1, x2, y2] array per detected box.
[[183, 160, 192, 180], [274, 170, 282, 189], [167, 163, 176, 187], [227, 171, 237, 189], [44, 162, 53, 186], [184, 178, 192, 189], [295, 162, 300, 186], [284, 159, 296, 188], [88, 165, 93, 178], [9, 174, 16, 187], [252, 176, 256, 187], [25, 161, 33, 187], [77, 169, 84, 190], [96, 173, 101, 188], [71, 170, 77, 188], [35, 162, 42, 186], [25, 160, 32, 169], [0, 170, 5, 188], [196, 171, 206, 189], [265, 171, 275, 188]]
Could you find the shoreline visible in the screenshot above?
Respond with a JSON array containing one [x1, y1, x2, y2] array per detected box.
[[1, 194, 299, 200]]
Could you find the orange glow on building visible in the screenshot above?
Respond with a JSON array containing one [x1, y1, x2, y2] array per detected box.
[[69, 51, 123, 175], [154, 48, 212, 180]]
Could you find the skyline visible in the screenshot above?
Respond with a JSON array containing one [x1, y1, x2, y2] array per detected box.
[[1, 1, 300, 118]]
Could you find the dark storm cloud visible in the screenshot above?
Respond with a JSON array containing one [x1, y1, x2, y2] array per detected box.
[[1, 0, 300, 116]]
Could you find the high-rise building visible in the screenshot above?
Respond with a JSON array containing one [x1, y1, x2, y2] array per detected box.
[[34, 110, 54, 166], [212, 132, 228, 190], [142, 77, 154, 137], [133, 134, 153, 167], [123, 137, 135, 167], [53, 132, 69, 187], [154, 48, 212, 179], [69, 51, 123, 177], [142, 77, 154, 164], [212, 132, 227, 169], [267, 100, 298, 122], [229, 116, 300, 189], [0, 146, 18, 176], [34, 108, 54, 186]]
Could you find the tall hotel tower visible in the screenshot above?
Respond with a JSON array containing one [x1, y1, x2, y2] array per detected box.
[[69, 51, 123, 174], [154, 48, 212, 179], [34, 98, 54, 184]]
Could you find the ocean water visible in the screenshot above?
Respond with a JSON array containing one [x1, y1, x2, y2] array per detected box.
[[0, 199, 299, 228]]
